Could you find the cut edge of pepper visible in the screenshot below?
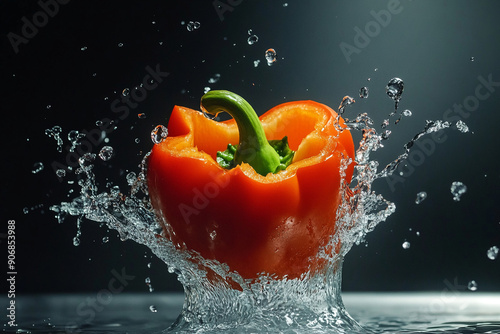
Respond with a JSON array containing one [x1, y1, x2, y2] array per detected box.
[[157, 101, 354, 184]]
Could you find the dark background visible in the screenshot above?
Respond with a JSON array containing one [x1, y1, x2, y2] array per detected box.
[[1, 0, 499, 296]]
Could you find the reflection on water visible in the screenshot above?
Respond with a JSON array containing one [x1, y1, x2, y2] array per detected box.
[[7, 293, 500, 333]]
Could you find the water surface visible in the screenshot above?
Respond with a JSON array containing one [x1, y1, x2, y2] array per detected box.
[[6, 292, 500, 333]]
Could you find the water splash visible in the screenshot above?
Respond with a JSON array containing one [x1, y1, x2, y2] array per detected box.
[[208, 73, 221, 84], [32, 162, 44, 174], [487, 246, 499, 260], [415, 191, 427, 204], [265, 48, 277, 66], [187, 21, 200, 32], [45, 125, 64, 152], [359, 86, 369, 99], [56, 169, 66, 178], [450, 181, 467, 201], [386, 77, 404, 115], [247, 35, 258, 45], [151, 125, 168, 144], [468, 280, 478, 291], [338, 96, 355, 116], [67, 130, 85, 152], [99, 146, 114, 161], [49, 80, 464, 332], [456, 120, 469, 133]]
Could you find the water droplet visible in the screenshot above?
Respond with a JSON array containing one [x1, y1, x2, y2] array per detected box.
[[102, 236, 109, 243], [46, 104, 52, 109], [204, 87, 211, 94], [450, 181, 467, 201], [149, 305, 158, 313], [147, 262, 151, 268], [145, 277, 151, 284], [79, 153, 96, 168], [283, 3, 288, 7], [265, 48, 277, 66], [456, 120, 469, 133], [338, 96, 355, 115], [80, 46, 87, 51], [23, 207, 29, 214], [32, 162, 44, 174], [92, 73, 97, 77], [67, 130, 85, 152], [118, 43, 124, 47], [122, 88, 130, 96], [151, 125, 168, 144], [386, 77, 404, 114], [45, 126, 64, 152], [415, 191, 427, 204], [487, 246, 499, 260], [402, 241, 410, 249], [381, 119, 390, 128], [73, 237, 80, 246], [134, 138, 140, 144], [468, 280, 478, 291], [210, 230, 217, 240], [402, 109, 412, 117], [138, 113, 147, 119], [247, 35, 259, 45], [56, 169, 66, 178], [99, 146, 114, 161], [381, 129, 391, 140], [470, 56, 475, 62], [187, 21, 200, 31], [152, 21, 156, 25], [254, 60, 261, 67], [126, 172, 137, 186], [208, 73, 221, 83], [359, 87, 369, 98]]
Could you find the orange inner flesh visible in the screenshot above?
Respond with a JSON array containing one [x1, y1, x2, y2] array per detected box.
[[166, 100, 352, 182]]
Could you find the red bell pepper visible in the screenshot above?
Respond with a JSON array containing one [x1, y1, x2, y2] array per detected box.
[[147, 91, 355, 279]]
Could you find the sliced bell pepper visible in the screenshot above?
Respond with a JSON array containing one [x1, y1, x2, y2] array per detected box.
[[147, 90, 355, 279]]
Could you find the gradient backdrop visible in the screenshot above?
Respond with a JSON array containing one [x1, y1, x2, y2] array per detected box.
[[1, 0, 499, 295]]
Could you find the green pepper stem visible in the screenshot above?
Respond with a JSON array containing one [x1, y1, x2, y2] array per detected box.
[[201, 90, 281, 176]]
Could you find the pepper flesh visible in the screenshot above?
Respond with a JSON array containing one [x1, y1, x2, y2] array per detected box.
[[147, 98, 355, 279]]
